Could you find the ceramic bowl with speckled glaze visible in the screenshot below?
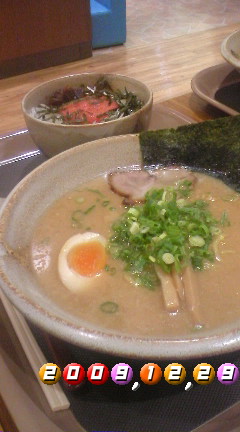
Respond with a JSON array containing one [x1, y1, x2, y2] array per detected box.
[[0, 135, 240, 359], [22, 73, 153, 157]]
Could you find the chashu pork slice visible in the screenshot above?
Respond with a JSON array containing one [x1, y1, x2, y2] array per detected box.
[[108, 170, 156, 203], [108, 167, 197, 204]]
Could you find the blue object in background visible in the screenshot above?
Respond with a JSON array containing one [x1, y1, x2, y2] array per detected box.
[[90, 0, 126, 48]]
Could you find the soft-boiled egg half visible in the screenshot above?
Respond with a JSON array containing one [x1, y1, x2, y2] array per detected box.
[[58, 232, 107, 292]]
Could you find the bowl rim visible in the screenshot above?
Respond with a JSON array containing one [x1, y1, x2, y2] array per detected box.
[[221, 30, 240, 68], [1, 134, 240, 359], [22, 72, 153, 129]]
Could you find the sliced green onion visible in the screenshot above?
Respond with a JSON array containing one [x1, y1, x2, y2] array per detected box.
[[128, 208, 139, 217], [71, 209, 82, 224], [189, 235, 205, 247], [220, 211, 230, 226], [188, 223, 196, 231], [105, 265, 116, 275], [177, 180, 192, 197], [162, 191, 167, 201], [162, 253, 175, 264], [87, 188, 105, 197], [130, 221, 140, 234], [141, 226, 150, 234], [100, 301, 119, 314], [149, 255, 156, 262], [108, 181, 229, 289], [176, 199, 186, 208], [102, 200, 110, 207], [84, 204, 96, 215], [75, 197, 85, 204], [178, 220, 186, 227], [211, 227, 221, 235], [152, 232, 167, 242]]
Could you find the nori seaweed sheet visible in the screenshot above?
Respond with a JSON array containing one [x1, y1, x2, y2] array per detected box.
[[139, 115, 240, 191]]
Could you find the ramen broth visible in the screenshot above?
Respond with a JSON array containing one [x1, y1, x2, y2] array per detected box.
[[30, 171, 240, 337]]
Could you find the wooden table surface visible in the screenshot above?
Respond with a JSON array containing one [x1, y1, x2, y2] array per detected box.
[[0, 22, 239, 137]]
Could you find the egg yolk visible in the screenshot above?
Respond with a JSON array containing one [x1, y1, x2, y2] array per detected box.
[[67, 241, 106, 277]]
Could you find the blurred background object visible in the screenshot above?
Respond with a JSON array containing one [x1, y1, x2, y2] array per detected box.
[[90, 0, 126, 48], [0, 0, 127, 78], [0, 0, 92, 78]]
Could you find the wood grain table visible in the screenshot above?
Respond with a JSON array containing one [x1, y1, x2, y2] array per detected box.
[[0, 22, 239, 136]]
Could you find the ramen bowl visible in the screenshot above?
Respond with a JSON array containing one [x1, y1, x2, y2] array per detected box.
[[0, 134, 240, 360], [22, 73, 153, 157]]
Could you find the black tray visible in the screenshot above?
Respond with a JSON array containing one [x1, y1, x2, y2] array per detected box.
[[1, 130, 240, 432]]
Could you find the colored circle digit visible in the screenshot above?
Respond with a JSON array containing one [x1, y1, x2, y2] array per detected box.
[[193, 363, 215, 385], [87, 363, 109, 385], [164, 363, 186, 385], [63, 363, 85, 386], [39, 363, 61, 385], [217, 363, 239, 385], [140, 363, 162, 385], [111, 363, 133, 385]]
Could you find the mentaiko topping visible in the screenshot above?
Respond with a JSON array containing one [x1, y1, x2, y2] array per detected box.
[[33, 77, 143, 125]]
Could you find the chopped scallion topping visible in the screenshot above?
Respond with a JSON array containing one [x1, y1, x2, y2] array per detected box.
[[105, 265, 116, 275], [162, 253, 175, 264], [84, 204, 96, 215], [108, 181, 226, 289], [130, 221, 140, 235], [87, 188, 105, 197], [220, 211, 230, 226], [100, 301, 119, 314], [71, 209, 82, 225], [189, 235, 205, 247], [102, 200, 110, 207], [149, 255, 156, 262], [128, 208, 139, 217], [75, 197, 85, 204]]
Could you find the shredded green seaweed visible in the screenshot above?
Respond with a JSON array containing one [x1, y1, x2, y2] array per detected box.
[[34, 77, 143, 125]]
